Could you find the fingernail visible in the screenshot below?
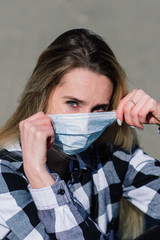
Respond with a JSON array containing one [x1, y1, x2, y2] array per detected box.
[[138, 127, 143, 131], [130, 126, 136, 129], [117, 119, 122, 126]]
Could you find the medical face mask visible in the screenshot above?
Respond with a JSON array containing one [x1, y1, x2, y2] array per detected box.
[[49, 112, 116, 155]]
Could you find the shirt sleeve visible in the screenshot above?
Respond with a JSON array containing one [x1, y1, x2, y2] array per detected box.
[[0, 160, 51, 240], [122, 148, 160, 219], [28, 175, 109, 240]]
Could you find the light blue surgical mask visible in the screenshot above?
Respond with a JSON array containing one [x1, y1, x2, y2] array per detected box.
[[49, 112, 116, 155]]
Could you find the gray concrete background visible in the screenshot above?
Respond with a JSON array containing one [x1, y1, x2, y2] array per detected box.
[[0, 0, 160, 158]]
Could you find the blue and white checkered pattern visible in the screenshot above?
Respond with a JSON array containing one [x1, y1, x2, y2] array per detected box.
[[0, 142, 160, 239]]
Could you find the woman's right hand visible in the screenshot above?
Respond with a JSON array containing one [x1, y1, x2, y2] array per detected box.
[[19, 112, 55, 188]]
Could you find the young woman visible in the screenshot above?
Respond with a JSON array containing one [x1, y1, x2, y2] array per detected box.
[[0, 28, 160, 240]]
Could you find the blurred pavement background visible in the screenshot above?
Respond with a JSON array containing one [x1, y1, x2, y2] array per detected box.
[[0, 0, 160, 158]]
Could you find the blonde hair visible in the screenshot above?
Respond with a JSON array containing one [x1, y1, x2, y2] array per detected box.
[[0, 29, 144, 239]]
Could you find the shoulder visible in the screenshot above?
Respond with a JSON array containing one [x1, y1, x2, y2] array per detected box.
[[0, 142, 27, 193], [106, 144, 159, 171], [0, 142, 23, 169]]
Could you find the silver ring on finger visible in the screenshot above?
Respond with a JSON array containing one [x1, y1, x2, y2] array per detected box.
[[130, 99, 136, 105]]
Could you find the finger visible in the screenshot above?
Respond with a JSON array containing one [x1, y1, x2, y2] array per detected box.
[[116, 89, 138, 123], [47, 115, 54, 129], [125, 95, 150, 128], [29, 125, 54, 140], [29, 117, 53, 129], [20, 115, 53, 133], [21, 125, 54, 153], [116, 89, 149, 127], [25, 112, 46, 121], [19, 112, 45, 129], [122, 100, 138, 127], [21, 125, 54, 167], [138, 98, 158, 125]]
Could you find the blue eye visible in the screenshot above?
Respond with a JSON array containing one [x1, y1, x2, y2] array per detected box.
[[67, 101, 78, 108]]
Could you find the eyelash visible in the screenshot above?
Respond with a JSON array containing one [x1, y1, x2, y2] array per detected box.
[[93, 106, 108, 112], [66, 101, 108, 112]]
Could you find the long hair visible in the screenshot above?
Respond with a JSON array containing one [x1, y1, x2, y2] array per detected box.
[[0, 28, 144, 239]]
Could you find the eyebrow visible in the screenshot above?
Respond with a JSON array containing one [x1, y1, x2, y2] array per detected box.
[[63, 96, 109, 109], [63, 96, 86, 104]]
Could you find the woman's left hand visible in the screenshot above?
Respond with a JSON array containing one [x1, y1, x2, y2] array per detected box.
[[116, 89, 160, 129]]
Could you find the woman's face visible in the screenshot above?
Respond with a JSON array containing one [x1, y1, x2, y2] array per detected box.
[[46, 68, 113, 114]]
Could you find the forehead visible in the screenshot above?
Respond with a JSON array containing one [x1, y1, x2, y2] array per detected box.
[[59, 68, 113, 96]]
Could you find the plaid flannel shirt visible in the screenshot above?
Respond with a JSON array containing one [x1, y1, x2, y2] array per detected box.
[[0, 142, 160, 240]]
